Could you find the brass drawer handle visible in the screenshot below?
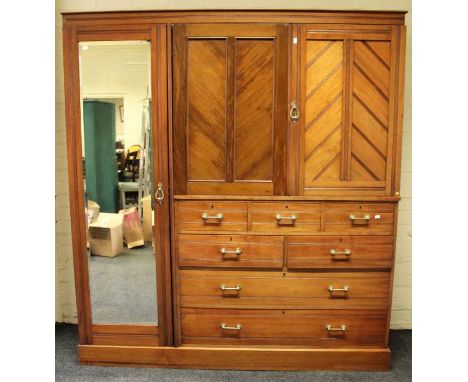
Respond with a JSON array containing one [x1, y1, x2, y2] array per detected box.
[[220, 323, 242, 331], [328, 285, 349, 293], [275, 214, 297, 223], [348, 214, 370, 224], [326, 324, 347, 332], [220, 248, 242, 256], [329, 248, 351, 257], [201, 213, 224, 222], [220, 284, 242, 291]]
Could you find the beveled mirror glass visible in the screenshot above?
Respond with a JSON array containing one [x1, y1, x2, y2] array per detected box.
[[79, 41, 157, 324]]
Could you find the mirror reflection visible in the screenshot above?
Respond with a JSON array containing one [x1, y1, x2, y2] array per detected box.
[[79, 41, 157, 324]]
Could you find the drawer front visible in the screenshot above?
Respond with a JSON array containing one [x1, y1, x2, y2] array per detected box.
[[180, 270, 390, 309], [287, 236, 394, 269], [251, 202, 321, 232], [325, 203, 395, 235], [176, 201, 248, 232], [181, 308, 387, 347], [178, 234, 284, 268]]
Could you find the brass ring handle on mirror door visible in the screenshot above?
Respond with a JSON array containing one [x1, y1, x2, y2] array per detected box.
[[155, 182, 164, 205]]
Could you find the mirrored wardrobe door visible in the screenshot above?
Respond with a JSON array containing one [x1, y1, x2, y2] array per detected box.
[[78, 40, 158, 325]]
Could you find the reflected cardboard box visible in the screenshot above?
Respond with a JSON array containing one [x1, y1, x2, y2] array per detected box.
[[141, 195, 154, 242], [89, 213, 123, 257], [119, 207, 145, 249], [85, 200, 100, 249]]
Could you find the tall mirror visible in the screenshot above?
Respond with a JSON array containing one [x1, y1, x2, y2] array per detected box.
[[79, 41, 157, 324]]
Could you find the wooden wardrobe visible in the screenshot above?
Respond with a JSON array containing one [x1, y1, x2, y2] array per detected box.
[[62, 9, 407, 371]]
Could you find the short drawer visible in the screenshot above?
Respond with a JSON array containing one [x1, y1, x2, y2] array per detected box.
[[176, 201, 248, 232], [251, 202, 321, 233], [180, 270, 390, 310], [181, 308, 387, 347], [324, 203, 395, 235], [178, 234, 284, 268], [287, 236, 394, 269]]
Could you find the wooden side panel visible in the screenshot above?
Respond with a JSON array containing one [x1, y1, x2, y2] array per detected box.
[[351, 41, 391, 183], [234, 39, 274, 181], [187, 39, 227, 181], [304, 40, 344, 185]]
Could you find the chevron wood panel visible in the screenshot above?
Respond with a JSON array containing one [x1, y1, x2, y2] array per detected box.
[[304, 40, 344, 186], [187, 39, 227, 181], [351, 41, 391, 182], [235, 39, 274, 181]]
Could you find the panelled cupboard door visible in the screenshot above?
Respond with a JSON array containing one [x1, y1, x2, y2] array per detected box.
[[299, 25, 401, 196], [172, 24, 288, 196]]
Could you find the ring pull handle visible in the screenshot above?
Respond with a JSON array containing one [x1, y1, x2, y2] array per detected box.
[[201, 213, 224, 222], [329, 248, 352, 257], [220, 284, 242, 291], [328, 285, 349, 293], [220, 248, 242, 256], [348, 214, 370, 224], [289, 101, 300, 123], [220, 323, 242, 331], [155, 182, 165, 206], [326, 324, 347, 332]]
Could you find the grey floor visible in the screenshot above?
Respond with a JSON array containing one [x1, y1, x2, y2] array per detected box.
[[89, 244, 157, 324], [56, 324, 411, 382]]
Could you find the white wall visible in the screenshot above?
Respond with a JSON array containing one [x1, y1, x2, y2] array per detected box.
[[80, 43, 150, 152], [55, 0, 412, 329]]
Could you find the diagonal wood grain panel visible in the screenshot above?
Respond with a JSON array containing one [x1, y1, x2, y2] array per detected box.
[[304, 40, 343, 186], [187, 39, 226, 180], [235, 39, 274, 181], [351, 40, 391, 182]]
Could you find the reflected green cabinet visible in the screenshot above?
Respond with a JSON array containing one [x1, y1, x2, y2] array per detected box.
[[83, 100, 119, 213]]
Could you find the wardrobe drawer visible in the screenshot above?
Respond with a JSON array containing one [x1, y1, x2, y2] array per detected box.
[[178, 234, 284, 268], [181, 308, 387, 347], [176, 201, 248, 232], [287, 236, 394, 269], [251, 202, 321, 233], [180, 270, 390, 309], [324, 203, 395, 235]]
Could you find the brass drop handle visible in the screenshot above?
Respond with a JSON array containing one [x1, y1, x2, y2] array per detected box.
[[275, 214, 297, 223], [155, 182, 164, 205], [290, 101, 300, 123], [326, 324, 347, 332], [328, 285, 349, 293], [348, 214, 370, 224], [220, 284, 242, 291], [220, 323, 242, 331], [329, 248, 352, 257], [201, 213, 224, 222], [220, 248, 242, 256]]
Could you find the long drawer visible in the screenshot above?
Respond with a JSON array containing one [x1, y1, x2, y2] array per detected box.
[[176, 201, 248, 231], [180, 270, 390, 309], [251, 202, 321, 233], [181, 308, 387, 347], [324, 203, 394, 235], [178, 234, 284, 268], [287, 236, 394, 269]]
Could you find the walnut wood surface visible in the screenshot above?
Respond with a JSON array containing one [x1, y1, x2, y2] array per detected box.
[[178, 234, 284, 268], [172, 24, 288, 195], [62, 9, 406, 370]]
